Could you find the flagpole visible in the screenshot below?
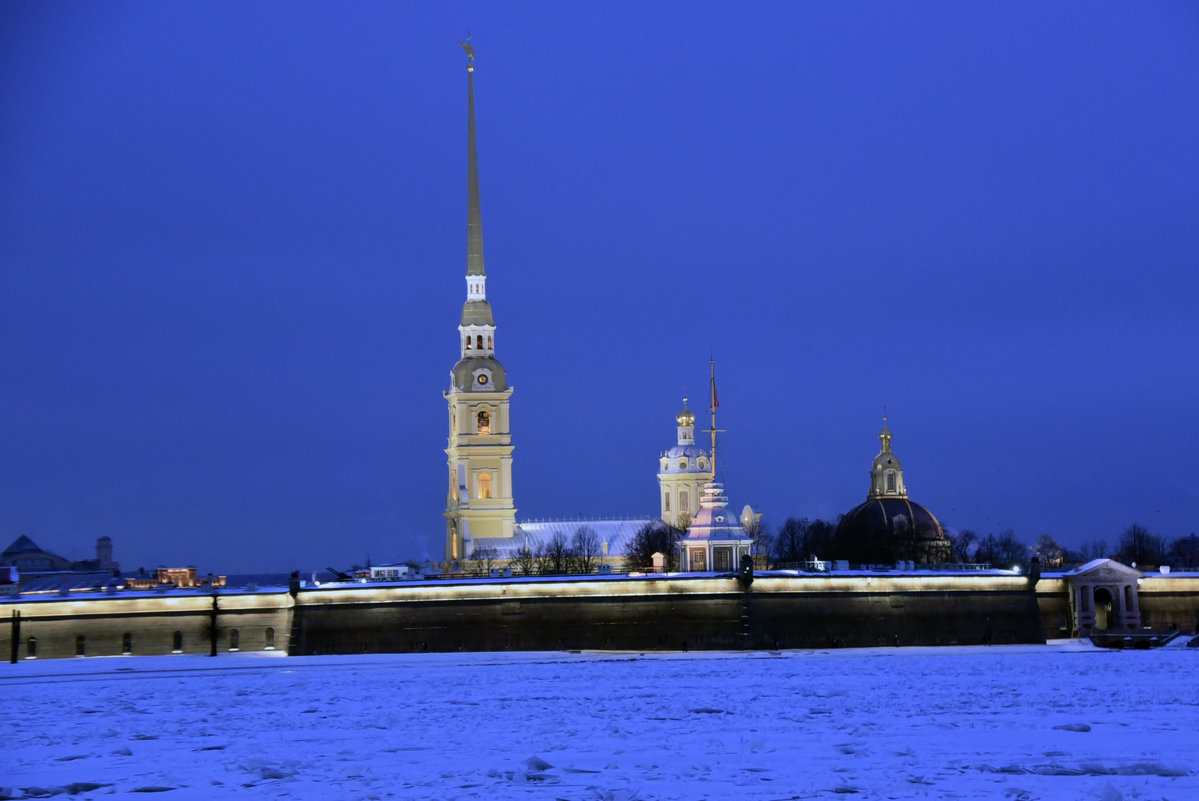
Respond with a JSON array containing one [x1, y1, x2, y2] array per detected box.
[[709, 357, 718, 478]]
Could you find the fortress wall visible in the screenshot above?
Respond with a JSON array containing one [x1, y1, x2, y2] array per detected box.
[[1137, 575, 1199, 632], [293, 574, 1045, 655], [0, 574, 1057, 660], [1034, 577, 1073, 639], [0, 592, 292, 660]]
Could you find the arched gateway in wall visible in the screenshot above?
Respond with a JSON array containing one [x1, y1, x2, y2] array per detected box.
[[1063, 559, 1142, 635]]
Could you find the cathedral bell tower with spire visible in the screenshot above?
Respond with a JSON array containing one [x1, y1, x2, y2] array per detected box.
[[444, 40, 516, 563]]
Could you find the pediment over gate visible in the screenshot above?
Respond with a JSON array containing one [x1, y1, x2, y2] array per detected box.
[[1062, 558, 1142, 582]]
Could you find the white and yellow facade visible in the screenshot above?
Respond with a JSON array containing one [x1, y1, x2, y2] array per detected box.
[[657, 401, 713, 528]]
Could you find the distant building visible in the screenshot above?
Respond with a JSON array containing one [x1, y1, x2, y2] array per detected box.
[[366, 563, 421, 581], [0, 535, 119, 573], [125, 567, 225, 589]]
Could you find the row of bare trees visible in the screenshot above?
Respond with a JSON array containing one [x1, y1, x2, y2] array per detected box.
[[458, 520, 1196, 576], [470, 526, 605, 576]]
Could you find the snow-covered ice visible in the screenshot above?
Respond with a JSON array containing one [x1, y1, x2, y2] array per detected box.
[[3, 641, 1196, 800]]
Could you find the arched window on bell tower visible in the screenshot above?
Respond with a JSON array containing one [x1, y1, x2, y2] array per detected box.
[[478, 472, 493, 499], [477, 410, 490, 434], [476, 334, 484, 349]]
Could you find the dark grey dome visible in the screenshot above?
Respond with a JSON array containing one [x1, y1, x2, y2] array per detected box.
[[834, 497, 949, 564], [451, 357, 507, 392], [460, 300, 495, 327]]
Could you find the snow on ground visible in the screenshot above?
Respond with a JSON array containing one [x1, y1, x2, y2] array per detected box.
[[3, 641, 1196, 800]]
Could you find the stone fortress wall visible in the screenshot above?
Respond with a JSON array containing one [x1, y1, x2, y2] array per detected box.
[[6, 564, 1197, 662]]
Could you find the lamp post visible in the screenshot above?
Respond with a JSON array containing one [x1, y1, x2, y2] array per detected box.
[[208, 575, 219, 657]]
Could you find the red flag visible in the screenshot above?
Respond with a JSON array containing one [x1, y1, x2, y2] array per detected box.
[[709, 361, 719, 412]]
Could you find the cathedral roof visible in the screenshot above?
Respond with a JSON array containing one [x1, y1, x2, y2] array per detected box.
[[2, 535, 42, 557], [836, 497, 945, 545], [685, 482, 751, 543], [833, 496, 949, 565], [451, 357, 508, 392], [663, 444, 706, 461]]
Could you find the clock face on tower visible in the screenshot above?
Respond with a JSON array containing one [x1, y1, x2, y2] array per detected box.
[[477, 374, 489, 386]]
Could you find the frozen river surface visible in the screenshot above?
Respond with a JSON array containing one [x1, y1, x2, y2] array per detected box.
[[3, 641, 1196, 800]]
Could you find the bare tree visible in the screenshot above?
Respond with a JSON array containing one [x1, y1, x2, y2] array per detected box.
[[1032, 534, 1065, 568], [948, 528, 977, 563], [1117, 523, 1165, 567], [471, 547, 500, 575], [1167, 533, 1199, 569], [973, 530, 1030, 569], [806, 520, 836, 561], [540, 530, 572, 574], [623, 522, 682, 572], [773, 518, 807, 564], [569, 526, 601, 574], [509, 547, 536, 577], [743, 515, 772, 566], [1077, 539, 1110, 561]]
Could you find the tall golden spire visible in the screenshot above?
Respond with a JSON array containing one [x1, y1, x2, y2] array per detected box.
[[461, 37, 484, 277]]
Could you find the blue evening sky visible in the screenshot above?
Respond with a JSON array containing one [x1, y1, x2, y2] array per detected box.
[[2, 2, 1197, 572]]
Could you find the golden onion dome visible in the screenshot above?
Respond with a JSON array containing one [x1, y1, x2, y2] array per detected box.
[[676, 398, 695, 426]]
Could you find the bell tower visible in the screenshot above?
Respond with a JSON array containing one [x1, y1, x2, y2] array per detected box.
[[444, 39, 516, 563], [657, 399, 713, 528]]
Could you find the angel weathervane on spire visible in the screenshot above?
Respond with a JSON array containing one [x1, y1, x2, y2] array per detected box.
[[459, 36, 475, 70]]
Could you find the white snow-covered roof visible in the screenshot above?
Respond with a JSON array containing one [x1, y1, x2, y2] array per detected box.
[[1060, 558, 1142, 577], [469, 518, 656, 559]]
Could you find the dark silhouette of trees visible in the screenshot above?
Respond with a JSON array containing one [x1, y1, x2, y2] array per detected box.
[[773, 517, 836, 565], [947, 528, 977, 563], [623, 522, 682, 572], [1167, 533, 1199, 569], [1117, 523, 1165, 567], [773, 518, 806, 564], [569, 526, 602, 574], [1032, 534, 1067, 568], [1077, 539, 1110, 561], [972, 530, 1029, 569], [509, 547, 536, 577], [471, 547, 501, 575], [743, 515, 772, 565], [539, 530, 571, 574], [806, 519, 836, 562]]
